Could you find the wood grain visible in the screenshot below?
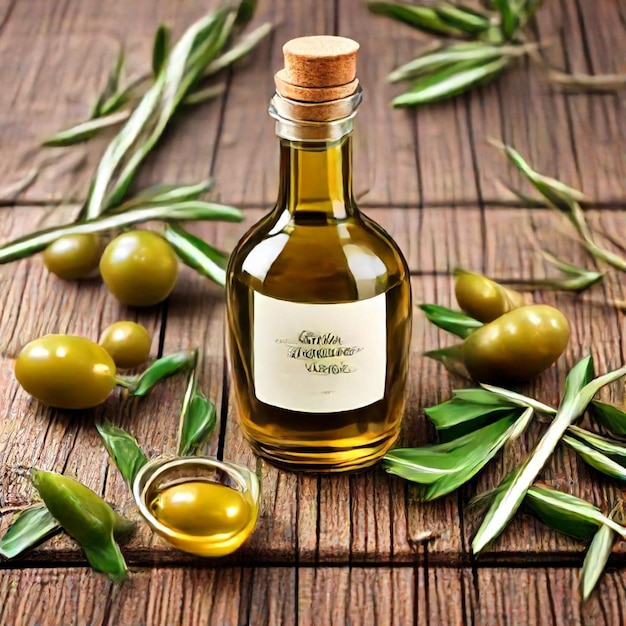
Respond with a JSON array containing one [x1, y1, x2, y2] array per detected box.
[[0, 566, 294, 626], [466, 567, 626, 626]]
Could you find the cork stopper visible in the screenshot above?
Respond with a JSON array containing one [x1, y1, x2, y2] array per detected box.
[[275, 36, 360, 104]]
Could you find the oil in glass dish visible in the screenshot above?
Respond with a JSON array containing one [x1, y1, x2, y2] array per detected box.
[[133, 457, 260, 557]]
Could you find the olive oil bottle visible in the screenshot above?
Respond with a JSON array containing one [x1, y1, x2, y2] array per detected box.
[[226, 36, 412, 472]]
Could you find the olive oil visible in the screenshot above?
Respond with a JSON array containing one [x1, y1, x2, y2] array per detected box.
[[148, 478, 257, 557], [226, 37, 412, 472]]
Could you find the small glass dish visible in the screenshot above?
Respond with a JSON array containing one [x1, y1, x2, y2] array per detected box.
[[133, 456, 260, 557]]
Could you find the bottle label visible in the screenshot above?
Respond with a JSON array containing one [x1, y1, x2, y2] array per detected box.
[[252, 291, 387, 413]]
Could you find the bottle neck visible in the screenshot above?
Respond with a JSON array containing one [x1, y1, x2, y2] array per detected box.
[[276, 134, 355, 219]]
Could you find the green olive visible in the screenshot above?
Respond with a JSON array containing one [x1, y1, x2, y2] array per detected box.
[[462, 305, 570, 383], [455, 269, 525, 323], [99, 321, 152, 369], [15, 335, 116, 409], [42, 234, 102, 280], [99, 230, 178, 307]]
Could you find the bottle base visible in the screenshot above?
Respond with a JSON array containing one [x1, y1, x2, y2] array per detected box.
[[243, 432, 400, 473]]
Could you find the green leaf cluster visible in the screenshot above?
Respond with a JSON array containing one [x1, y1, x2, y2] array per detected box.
[[368, 1, 541, 106], [384, 355, 626, 599], [496, 142, 626, 288]]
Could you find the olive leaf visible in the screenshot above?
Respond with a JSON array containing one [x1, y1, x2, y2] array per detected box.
[[562, 435, 626, 482], [202, 21, 273, 78], [497, 142, 626, 273], [588, 400, 626, 437], [567, 425, 626, 462], [472, 357, 626, 554], [183, 83, 226, 106], [434, 5, 491, 35], [491, 0, 541, 42], [42, 111, 132, 147], [0, 201, 242, 265], [389, 42, 502, 83], [423, 344, 470, 379], [126, 350, 198, 397], [367, 2, 465, 37], [235, 0, 257, 26], [165, 224, 229, 286], [580, 514, 619, 601], [424, 414, 525, 500], [425, 398, 520, 440], [178, 363, 218, 457], [392, 56, 512, 107], [0, 505, 61, 559], [419, 303, 482, 338], [152, 24, 170, 78], [477, 384, 557, 416], [451, 388, 521, 406], [82, 541, 127, 584], [91, 47, 126, 118], [495, 140, 587, 211], [383, 414, 525, 500], [96, 421, 148, 485], [83, 10, 229, 219], [122, 179, 213, 207], [70, 7, 269, 220], [524, 486, 626, 541], [501, 251, 606, 294]]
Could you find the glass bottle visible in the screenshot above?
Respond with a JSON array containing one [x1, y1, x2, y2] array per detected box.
[[226, 36, 412, 472]]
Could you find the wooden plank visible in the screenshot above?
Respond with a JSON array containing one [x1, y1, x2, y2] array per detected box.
[[3, 565, 625, 624], [420, 565, 466, 626], [539, 0, 626, 204], [0, 566, 295, 626], [0, 1, 226, 204], [298, 567, 416, 625], [465, 567, 626, 625]]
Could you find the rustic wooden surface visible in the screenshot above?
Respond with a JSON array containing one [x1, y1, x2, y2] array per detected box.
[[1, 0, 626, 624]]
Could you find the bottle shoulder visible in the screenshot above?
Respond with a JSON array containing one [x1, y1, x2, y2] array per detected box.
[[227, 208, 410, 301]]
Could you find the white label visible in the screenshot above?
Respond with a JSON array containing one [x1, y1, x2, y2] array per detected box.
[[253, 292, 387, 413]]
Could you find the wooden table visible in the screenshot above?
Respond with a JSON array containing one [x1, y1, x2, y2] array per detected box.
[[1, 1, 625, 623]]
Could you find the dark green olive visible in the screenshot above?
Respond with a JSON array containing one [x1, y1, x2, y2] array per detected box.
[[99, 321, 152, 369], [15, 335, 116, 409], [43, 234, 101, 280], [455, 269, 525, 323], [462, 305, 570, 383], [99, 230, 178, 307]]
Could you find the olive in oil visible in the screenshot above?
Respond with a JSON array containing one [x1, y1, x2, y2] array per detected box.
[[148, 478, 257, 557]]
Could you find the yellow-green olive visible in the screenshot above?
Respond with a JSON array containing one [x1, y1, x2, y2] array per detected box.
[[99, 230, 178, 307], [455, 269, 525, 323], [43, 234, 101, 280], [462, 305, 570, 383], [15, 335, 116, 409], [99, 321, 152, 369]]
